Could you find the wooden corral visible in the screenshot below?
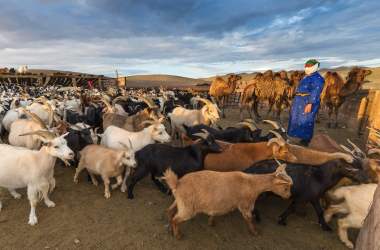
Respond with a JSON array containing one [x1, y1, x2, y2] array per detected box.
[[0, 71, 116, 89]]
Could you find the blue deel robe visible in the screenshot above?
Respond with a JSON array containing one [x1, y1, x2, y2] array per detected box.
[[287, 71, 325, 141]]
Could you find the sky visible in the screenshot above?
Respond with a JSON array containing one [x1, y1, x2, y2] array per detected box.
[[0, 0, 379, 77]]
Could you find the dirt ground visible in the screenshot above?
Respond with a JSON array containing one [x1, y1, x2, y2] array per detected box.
[[0, 108, 364, 250]]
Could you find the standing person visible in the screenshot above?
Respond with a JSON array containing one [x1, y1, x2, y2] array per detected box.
[[288, 59, 325, 146]]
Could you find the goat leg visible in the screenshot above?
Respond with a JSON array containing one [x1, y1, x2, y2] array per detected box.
[[41, 182, 55, 208], [278, 200, 296, 226], [240, 206, 259, 236], [151, 173, 168, 194], [208, 216, 215, 227], [27, 185, 39, 226], [338, 219, 354, 249], [8, 189, 21, 199], [310, 199, 332, 231], [127, 166, 149, 199], [252, 208, 261, 223]]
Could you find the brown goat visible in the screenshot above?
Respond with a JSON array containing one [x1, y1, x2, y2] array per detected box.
[[103, 108, 161, 131], [74, 144, 136, 199], [204, 137, 297, 171], [204, 139, 353, 172], [164, 164, 292, 239], [287, 144, 353, 165]]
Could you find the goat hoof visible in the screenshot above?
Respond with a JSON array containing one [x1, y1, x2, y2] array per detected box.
[[321, 224, 332, 231], [73, 178, 79, 184], [28, 216, 38, 226], [45, 200, 56, 208], [278, 219, 287, 226], [250, 230, 260, 237], [127, 193, 134, 199], [345, 242, 354, 249], [255, 216, 261, 223], [13, 193, 22, 199], [120, 186, 127, 193], [174, 232, 183, 240], [104, 192, 111, 199]]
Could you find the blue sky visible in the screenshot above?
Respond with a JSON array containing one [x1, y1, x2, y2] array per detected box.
[[0, 0, 379, 77]]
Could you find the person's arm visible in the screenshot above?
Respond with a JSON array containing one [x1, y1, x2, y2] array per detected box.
[[304, 77, 324, 113], [308, 77, 324, 104]]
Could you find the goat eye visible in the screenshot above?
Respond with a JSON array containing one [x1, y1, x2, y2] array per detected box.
[[159, 132, 163, 135], [126, 157, 130, 160], [54, 146, 59, 149]]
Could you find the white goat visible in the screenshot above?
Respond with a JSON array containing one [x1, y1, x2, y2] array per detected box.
[[2, 107, 26, 132], [100, 120, 171, 152], [100, 120, 171, 192], [324, 184, 377, 249], [8, 111, 48, 149], [169, 97, 220, 138], [0, 130, 73, 225], [27, 100, 54, 128]]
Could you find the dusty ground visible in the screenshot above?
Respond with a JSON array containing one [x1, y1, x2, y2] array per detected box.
[[0, 108, 364, 250]]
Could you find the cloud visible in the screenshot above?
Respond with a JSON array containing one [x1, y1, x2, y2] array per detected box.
[[0, 0, 379, 77]]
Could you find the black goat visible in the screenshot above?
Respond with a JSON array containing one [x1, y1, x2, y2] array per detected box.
[[66, 127, 94, 165], [244, 159, 369, 231], [183, 124, 261, 143], [126, 134, 222, 199]]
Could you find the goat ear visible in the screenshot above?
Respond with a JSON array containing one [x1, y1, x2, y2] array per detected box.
[[60, 132, 69, 138], [274, 178, 291, 185], [345, 166, 359, 172], [275, 164, 287, 176]]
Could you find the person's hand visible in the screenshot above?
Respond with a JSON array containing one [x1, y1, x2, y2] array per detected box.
[[304, 104, 312, 113]]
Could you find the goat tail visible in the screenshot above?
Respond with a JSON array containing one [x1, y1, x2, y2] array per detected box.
[[163, 168, 178, 193]]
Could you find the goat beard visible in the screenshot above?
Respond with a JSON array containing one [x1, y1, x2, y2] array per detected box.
[[304, 64, 319, 75]]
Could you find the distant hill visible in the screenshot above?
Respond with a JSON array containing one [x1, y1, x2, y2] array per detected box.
[[122, 74, 210, 88]]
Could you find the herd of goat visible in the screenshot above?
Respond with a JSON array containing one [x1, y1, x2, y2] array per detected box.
[[0, 81, 379, 249]]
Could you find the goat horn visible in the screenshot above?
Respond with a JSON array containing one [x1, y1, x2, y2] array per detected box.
[[340, 144, 355, 155], [193, 131, 209, 140], [268, 130, 283, 140], [200, 129, 210, 136], [19, 130, 56, 140], [347, 139, 365, 156], [368, 148, 380, 156], [274, 158, 282, 166], [237, 122, 256, 131], [137, 96, 157, 108], [263, 120, 280, 129], [111, 95, 129, 106], [243, 118, 258, 128], [24, 110, 48, 129], [194, 97, 213, 106], [100, 96, 113, 113]]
